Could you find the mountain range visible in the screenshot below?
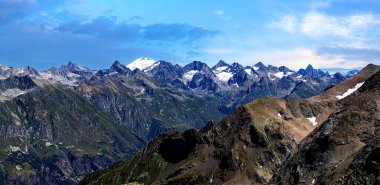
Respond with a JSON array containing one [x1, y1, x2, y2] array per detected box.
[[0, 58, 362, 184], [79, 64, 380, 185]]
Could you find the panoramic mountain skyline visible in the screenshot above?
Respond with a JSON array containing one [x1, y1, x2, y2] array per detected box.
[[1, 0, 379, 71]]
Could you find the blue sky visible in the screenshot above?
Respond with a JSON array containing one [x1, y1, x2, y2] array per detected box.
[[0, 0, 379, 71]]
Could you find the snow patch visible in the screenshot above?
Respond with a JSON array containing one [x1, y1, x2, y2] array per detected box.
[[307, 117, 317, 126], [143, 62, 160, 72], [286, 72, 294, 76], [213, 66, 234, 82], [245, 69, 253, 75], [274, 72, 284, 78], [252, 66, 259, 70], [274, 71, 293, 79], [127, 57, 158, 71], [268, 73, 277, 81], [9, 146, 21, 152], [183, 70, 198, 81], [45, 142, 53, 147], [15, 165, 22, 171], [215, 71, 233, 82], [214, 66, 228, 72], [278, 113, 282, 117], [336, 82, 365, 100]]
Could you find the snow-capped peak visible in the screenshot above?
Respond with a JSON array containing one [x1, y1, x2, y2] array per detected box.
[[213, 65, 233, 82], [127, 57, 160, 71]]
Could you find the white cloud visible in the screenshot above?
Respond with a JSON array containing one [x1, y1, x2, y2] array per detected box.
[[311, 1, 330, 10], [270, 12, 380, 38], [301, 12, 349, 37], [302, 12, 380, 37], [268, 15, 296, 33], [347, 14, 380, 28]]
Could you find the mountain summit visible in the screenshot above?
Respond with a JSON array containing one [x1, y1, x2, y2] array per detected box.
[[126, 57, 159, 71]]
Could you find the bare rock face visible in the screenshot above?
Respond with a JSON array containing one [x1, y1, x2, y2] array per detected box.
[[0, 78, 146, 185], [271, 71, 380, 185]]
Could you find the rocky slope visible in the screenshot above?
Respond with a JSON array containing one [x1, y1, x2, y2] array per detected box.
[[0, 76, 146, 184], [271, 69, 380, 184], [79, 64, 380, 185], [77, 70, 224, 140], [0, 71, 223, 184]]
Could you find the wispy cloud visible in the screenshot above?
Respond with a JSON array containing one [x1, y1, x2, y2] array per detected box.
[[270, 11, 380, 37], [316, 47, 380, 62], [267, 15, 296, 33], [57, 16, 219, 43], [301, 12, 380, 37], [57, 16, 142, 41], [213, 10, 225, 16], [265, 10, 380, 69], [311, 1, 330, 10]]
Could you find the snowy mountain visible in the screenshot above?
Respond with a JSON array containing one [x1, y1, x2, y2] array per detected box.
[[80, 64, 380, 185], [126, 57, 160, 72], [0, 59, 354, 96], [212, 60, 233, 82], [345, 69, 359, 77], [0, 65, 39, 79], [0, 58, 374, 185]]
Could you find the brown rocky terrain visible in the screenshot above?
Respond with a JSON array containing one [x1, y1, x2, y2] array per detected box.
[[271, 70, 380, 185]]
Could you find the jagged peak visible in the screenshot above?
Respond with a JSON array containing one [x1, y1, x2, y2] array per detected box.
[[184, 60, 210, 71], [217, 60, 229, 66], [60, 61, 88, 72], [254, 61, 266, 67], [68, 60, 75, 66], [108, 60, 131, 75], [111, 60, 122, 66], [231, 62, 242, 67], [279, 66, 292, 73], [212, 60, 230, 70], [111, 60, 126, 69], [305, 64, 314, 71]]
